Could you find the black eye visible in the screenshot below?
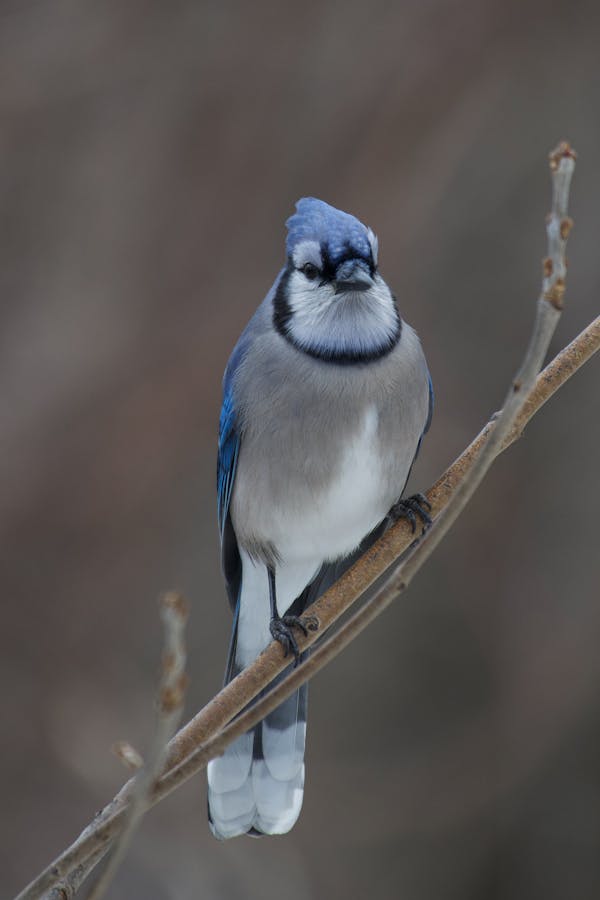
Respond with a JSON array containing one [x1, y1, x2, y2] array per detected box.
[[300, 262, 320, 281]]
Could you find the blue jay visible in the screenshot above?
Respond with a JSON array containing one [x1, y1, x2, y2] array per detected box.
[[208, 198, 433, 839]]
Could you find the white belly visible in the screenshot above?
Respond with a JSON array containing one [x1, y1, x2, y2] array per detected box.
[[271, 405, 390, 565], [235, 406, 394, 668]]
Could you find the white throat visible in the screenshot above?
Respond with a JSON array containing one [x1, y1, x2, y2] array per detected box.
[[283, 271, 400, 361]]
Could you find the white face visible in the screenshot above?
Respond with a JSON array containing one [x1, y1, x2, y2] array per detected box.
[[283, 239, 399, 361], [291, 240, 323, 273]]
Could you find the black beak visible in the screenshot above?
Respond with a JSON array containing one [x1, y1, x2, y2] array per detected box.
[[333, 262, 374, 294]]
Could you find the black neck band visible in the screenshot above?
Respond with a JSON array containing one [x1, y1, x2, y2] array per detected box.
[[272, 269, 402, 366]]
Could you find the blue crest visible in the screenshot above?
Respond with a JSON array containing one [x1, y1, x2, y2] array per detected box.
[[285, 198, 373, 265]]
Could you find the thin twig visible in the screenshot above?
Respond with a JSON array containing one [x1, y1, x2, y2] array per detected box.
[[16, 144, 594, 900], [44, 848, 108, 900], [84, 593, 188, 900], [385, 141, 576, 584]]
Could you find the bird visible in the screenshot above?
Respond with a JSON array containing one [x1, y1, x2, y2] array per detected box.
[[207, 197, 433, 839]]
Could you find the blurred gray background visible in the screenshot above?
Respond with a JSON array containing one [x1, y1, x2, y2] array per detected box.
[[2, 1, 599, 898]]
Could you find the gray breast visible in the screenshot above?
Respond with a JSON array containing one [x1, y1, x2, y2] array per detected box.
[[230, 309, 430, 563]]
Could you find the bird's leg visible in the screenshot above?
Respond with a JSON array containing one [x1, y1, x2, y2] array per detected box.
[[268, 567, 319, 665], [387, 492, 432, 534]]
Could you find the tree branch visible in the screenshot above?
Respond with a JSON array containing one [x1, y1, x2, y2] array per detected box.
[[16, 143, 598, 900]]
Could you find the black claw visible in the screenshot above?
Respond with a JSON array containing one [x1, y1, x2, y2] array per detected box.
[[270, 614, 318, 665], [413, 492, 432, 511], [282, 615, 309, 637], [388, 492, 433, 533], [270, 617, 300, 663]]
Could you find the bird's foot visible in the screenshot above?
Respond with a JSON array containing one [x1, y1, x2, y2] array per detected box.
[[270, 614, 319, 665], [387, 492, 432, 534]]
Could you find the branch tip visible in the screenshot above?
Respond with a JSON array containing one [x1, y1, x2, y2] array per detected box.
[[549, 140, 577, 171]]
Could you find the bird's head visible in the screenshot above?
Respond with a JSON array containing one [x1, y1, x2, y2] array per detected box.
[[273, 198, 400, 364]]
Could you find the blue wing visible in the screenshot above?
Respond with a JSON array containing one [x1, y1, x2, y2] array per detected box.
[[217, 336, 250, 612], [217, 382, 240, 539]]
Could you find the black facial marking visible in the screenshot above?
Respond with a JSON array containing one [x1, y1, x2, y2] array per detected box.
[[272, 265, 295, 337], [319, 240, 376, 280]]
